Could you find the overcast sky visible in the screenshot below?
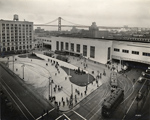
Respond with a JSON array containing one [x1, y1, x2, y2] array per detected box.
[[0, 0, 150, 29]]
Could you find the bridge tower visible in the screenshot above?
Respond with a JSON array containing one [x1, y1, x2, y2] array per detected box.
[[58, 17, 61, 32]]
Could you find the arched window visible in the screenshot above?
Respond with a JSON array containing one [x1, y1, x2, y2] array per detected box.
[[11, 47, 14, 51], [7, 47, 10, 51]]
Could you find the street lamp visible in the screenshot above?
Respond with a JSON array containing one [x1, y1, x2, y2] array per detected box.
[[49, 77, 53, 101], [7, 57, 9, 68], [0, 45, 1, 57], [68, 41, 71, 77], [21, 64, 25, 79], [70, 84, 73, 107], [12, 55, 15, 74]]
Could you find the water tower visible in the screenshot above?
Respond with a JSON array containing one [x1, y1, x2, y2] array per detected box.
[[13, 14, 19, 21]]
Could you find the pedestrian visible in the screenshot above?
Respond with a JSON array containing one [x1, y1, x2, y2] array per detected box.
[[84, 90, 86, 95], [75, 99, 77, 103], [62, 97, 63, 102], [63, 101, 65, 106]]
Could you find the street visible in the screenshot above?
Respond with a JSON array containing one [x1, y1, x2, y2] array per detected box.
[[0, 64, 60, 120]]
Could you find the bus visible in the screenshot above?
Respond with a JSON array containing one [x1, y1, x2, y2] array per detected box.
[[102, 88, 124, 117]]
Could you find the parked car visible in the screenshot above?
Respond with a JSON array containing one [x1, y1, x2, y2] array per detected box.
[[136, 92, 143, 100], [138, 76, 145, 83]]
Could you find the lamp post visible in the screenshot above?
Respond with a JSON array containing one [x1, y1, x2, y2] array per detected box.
[[7, 57, 9, 68], [0, 45, 1, 57], [13, 55, 15, 74], [49, 77, 53, 101], [70, 84, 73, 106], [68, 41, 70, 77], [21, 64, 25, 79]]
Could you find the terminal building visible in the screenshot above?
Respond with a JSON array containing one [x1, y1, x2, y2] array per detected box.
[[0, 15, 33, 54], [34, 36, 150, 65]]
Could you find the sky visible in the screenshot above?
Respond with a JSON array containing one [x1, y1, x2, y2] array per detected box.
[[0, 0, 150, 30]]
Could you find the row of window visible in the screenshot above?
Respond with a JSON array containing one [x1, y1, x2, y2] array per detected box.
[[114, 48, 150, 56], [56, 41, 95, 58], [2, 24, 32, 27], [2, 42, 32, 46], [1, 45, 32, 52], [37, 39, 51, 42]]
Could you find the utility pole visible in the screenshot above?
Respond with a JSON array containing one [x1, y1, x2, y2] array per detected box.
[[68, 41, 70, 77], [49, 77, 50, 100], [49, 77, 53, 101], [22, 64, 25, 79], [7, 57, 9, 68], [13, 55, 14, 74], [71, 84, 73, 106]]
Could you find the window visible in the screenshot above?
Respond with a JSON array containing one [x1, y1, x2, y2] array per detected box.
[[83, 45, 87, 56], [132, 51, 139, 55], [143, 52, 150, 57], [122, 49, 129, 53], [65, 42, 68, 50], [108, 47, 111, 60], [90, 46, 95, 58], [61, 42, 64, 50], [56, 41, 59, 50], [114, 48, 120, 52], [71, 43, 74, 51], [76, 44, 80, 53]]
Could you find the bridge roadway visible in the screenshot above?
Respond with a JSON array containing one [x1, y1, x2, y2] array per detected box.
[[0, 64, 60, 120], [33, 24, 121, 29]]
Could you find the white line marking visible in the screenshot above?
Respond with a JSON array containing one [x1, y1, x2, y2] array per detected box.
[[121, 81, 136, 104], [73, 110, 87, 120], [0, 83, 29, 120], [1, 78, 36, 119], [63, 114, 71, 120], [122, 79, 147, 120], [139, 79, 147, 92], [36, 108, 55, 120], [122, 96, 136, 120], [85, 98, 104, 118], [55, 115, 63, 120], [89, 108, 101, 120]]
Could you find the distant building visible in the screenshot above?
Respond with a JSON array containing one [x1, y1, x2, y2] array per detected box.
[[70, 26, 81, 33], [35, 27, 44, 33], [89, 22, 109, 38], [0, 15, 33, 54]]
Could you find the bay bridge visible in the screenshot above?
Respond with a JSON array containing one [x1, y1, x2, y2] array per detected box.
[[34, 17, 121, 31]]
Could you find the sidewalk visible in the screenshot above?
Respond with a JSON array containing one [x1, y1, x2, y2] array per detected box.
[[2, 52, 117, 111]]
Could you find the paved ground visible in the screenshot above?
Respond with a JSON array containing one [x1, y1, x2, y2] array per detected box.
[[1, 50, 149, 120], [0, 64, 59, 120], [1, 52, 114, 111]]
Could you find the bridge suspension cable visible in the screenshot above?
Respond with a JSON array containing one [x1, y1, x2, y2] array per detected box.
[[61, 18, 86, 26], [43, 18, 58, 25]]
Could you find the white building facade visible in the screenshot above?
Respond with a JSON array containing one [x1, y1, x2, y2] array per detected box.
[[35, 36, 112, 64], [35, 36, 150, 65], [112, 41, 150, 64], [0, 16, 33, 54]]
